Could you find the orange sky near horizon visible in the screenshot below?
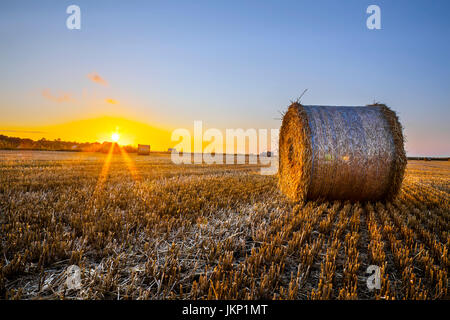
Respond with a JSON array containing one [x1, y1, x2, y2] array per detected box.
[[0, 116, 278, 154], [0, 117, 174, 151]]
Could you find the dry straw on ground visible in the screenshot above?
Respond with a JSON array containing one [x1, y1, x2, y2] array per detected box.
[[279, 103, 407, 202], [0, 151, 448, 299]]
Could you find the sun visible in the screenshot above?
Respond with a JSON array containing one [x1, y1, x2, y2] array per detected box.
[[111, 132, 120, 143]]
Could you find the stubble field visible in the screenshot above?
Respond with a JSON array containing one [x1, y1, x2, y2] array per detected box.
[[0, 150, 448, 299]]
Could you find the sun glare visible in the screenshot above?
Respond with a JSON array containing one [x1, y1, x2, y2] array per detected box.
[[111, 132, 120, 143]]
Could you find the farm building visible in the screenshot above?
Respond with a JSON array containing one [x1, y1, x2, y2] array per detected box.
[[137, 144, 150, 155]]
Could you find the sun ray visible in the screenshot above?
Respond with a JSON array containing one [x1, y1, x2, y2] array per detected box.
[[79, 142, 116, 218], [88, 142, 115, 209], [117, 145, 158, 212], [119, 145, 141, 182]]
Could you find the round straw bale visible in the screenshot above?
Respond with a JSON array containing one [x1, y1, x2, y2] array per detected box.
[[278, 103, 406, 202]]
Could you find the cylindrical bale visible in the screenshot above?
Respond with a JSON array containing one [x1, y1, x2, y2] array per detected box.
[[278, 103, 406, 202]]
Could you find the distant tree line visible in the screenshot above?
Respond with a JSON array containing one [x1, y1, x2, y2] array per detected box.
[[407, 156, 449, 161], [0, 135, 137, 153]]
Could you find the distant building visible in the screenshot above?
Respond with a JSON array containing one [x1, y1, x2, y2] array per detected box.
[[137, 144, 150, 155]]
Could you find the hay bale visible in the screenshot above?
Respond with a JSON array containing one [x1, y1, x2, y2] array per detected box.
[[278, 103, 406, 202]]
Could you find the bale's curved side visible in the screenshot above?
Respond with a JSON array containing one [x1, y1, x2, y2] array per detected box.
[[278, 103, 311, 201]]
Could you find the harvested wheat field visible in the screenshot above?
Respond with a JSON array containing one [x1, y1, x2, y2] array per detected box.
[[0, 150, 448, 300]]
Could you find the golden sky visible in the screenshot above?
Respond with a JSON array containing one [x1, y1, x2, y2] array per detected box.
[[1, 117, 173, 151]]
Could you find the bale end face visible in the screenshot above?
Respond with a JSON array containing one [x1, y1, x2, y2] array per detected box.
[[278, 103, 312, 202]]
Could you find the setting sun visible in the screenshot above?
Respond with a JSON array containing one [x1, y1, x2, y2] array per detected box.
[[111, 132, 120, 143]]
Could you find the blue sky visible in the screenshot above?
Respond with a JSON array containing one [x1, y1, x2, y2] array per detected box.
[[0, 0, 449, 155]]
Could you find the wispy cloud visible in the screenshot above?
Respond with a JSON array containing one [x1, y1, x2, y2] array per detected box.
[[42, 89, 75, 103], [87, 72, 108, 86], [105, 98, 119, 105]]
